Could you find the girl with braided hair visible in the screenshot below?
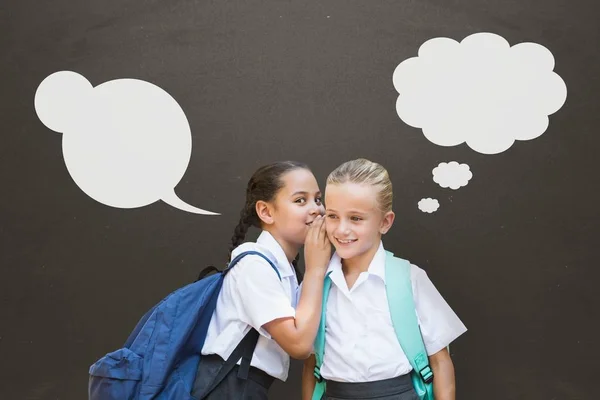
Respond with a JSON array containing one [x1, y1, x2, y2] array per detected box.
[[192, 161, 331, 399]]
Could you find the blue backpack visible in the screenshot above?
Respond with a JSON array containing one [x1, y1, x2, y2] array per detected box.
[[312, 251, 434, 400], [88, 251, 280, 400]]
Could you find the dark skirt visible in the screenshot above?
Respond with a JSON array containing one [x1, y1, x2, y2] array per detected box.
[[324, 374, 419, 400], [191, 354, 275, 400]]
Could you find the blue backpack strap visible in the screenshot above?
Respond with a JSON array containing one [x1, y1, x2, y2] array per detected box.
[[385, 251, 434, 400], [312, 272, 332, 400], [195, 250, 282, 398], [193, 328, 261, 398], [225, 250, 282, 281], [225, 250, 281, 377]]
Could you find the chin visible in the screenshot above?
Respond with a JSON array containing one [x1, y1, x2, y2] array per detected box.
[[334, 246, 361, 260]]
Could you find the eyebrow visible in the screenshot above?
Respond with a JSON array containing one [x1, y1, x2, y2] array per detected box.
[[291, 191, 321, 197], [326, 208, 368, 215]]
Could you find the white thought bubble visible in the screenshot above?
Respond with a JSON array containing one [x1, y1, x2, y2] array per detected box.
[[418, 198, 440, 213], [433, 161, 473, 190], [34, 71, 219, 215], [393, 32, 567, 155]]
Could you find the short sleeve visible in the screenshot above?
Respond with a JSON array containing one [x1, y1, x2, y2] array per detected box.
[[234, 255, 296, 338], [411, 265, 467, 355]]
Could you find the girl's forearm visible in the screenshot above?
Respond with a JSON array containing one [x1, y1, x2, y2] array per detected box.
[[430, 349, 456, 400], [302, 355, 317, 400]]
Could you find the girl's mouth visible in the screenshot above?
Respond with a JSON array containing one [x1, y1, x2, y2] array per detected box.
[[335, 238, 357, 245]]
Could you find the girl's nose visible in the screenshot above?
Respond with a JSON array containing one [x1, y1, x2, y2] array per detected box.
[[337, 221, 350, 236], [310, 203, 325, 216]]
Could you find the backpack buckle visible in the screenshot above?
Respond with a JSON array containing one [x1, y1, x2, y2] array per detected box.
[[313, 366, 323, 383], [419, 366, 434, 383]]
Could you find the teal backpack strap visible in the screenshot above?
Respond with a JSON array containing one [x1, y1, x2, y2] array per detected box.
[[385, 251, 434, 400], [312, 272, 332, 400]]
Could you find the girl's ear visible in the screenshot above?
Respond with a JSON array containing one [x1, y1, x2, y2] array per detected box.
[[256, 200, 275, 225], [380, 211, 395, 234]]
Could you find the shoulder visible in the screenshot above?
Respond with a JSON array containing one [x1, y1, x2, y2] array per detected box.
[[397, 260, 433, 293], [229, 242, 281, 281], [390, 255, 428, 282], [409, 262, 428, 280]]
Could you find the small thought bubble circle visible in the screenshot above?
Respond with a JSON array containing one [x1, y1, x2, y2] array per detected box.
[[418, 198, 440, 213], [393, 32, 567, 155], [433, 162, 473, 190], [34, 71, 218, 215]]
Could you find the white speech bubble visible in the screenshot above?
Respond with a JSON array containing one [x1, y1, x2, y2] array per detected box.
[[393, 32, 567, 154], [418, 198, 440, 213], [34, 71, 219, 215], [433, 161, 473, 190]]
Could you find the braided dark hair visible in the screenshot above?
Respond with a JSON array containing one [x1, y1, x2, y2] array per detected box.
[[229, 161, 310, 257]]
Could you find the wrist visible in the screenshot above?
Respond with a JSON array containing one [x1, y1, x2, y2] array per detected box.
[[304, 268, 327, 279]]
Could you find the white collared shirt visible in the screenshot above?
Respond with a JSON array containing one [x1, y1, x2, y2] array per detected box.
[[320, 242, 467, 383], [201, 231, 298, 381]]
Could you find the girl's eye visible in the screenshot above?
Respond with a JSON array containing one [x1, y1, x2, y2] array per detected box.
[[327, 214, 337, 219], [315, 197, 323, 205], [295, 198, 306, 204], [351, 216, 363, 221]]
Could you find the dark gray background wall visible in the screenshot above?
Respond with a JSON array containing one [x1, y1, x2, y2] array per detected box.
[[1, 0, 599, 399]]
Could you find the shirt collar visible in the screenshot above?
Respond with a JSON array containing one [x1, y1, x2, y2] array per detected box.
[[327, 241, 387, 288], [232, 230, 296, 278]]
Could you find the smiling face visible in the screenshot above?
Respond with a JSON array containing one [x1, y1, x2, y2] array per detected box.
[[258, 168, 325, 251], [324, 182, 394, 264]]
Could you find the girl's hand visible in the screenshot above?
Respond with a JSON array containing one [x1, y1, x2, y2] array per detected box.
[[304, 215, 331, 276]]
